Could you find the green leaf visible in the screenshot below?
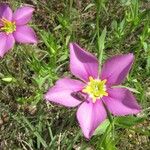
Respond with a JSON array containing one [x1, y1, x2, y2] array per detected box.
[[146, 52, 150, 72], [99, 27, 107, 52], [94, 119, 110, 135], [98, 122, 117, 150], [2, 77, 13, 82], [113, 85, 140, 93], [84, 3, 95, 11], [115, 116, 145, 128], [98, 27, 107, 73], [101, 137, 117, 150], [34, 132, 48, 148]]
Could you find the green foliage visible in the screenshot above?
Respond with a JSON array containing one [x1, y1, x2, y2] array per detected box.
[[94, 119, 110, 135], [115, 116, 145, 128]]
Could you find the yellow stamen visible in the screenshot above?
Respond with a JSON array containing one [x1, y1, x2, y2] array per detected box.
[[0, 18, 16, 34], [82, 76, 108, 103]]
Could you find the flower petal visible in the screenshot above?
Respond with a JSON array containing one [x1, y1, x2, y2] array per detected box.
[[13, 6, 34, 25], [0, 4, 12, 20], [101, 54, 134, 85], [45, 78, 85, 107], [77, 100, 107, 139], [70, 43, 99, 82], [0, 33, 15, 58], [103, 88, 141, 116], [13, 25, 37, 43]]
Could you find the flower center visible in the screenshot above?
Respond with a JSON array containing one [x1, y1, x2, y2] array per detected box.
[[0, 18, 16, 34], [82, 76, 108, 103]]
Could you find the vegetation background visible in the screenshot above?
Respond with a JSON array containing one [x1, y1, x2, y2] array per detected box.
[[0, 0, 150, 149]]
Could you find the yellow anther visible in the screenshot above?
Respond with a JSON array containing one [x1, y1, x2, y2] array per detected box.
[[82, 76, 108, 103], [0, 18, 16, 34]]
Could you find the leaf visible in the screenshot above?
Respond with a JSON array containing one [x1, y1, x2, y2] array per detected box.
[[99, 27, 107, 52], [34, 132, 48, 148], [57, 53, 68, 63], [102, 137, 117, 150], [146, 55, 150, 71], [84, 3, 95, 11], [98, 122, 117, 150], [113, 85, 140, 93], [115, 116, 145, 128], [98, 27, 107, 72], [94, 119, 110, 135], [2, 77, 13, 82]]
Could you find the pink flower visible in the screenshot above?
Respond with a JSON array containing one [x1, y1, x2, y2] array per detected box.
[[0, 4, 37, 58], [45, 43, 141, 139]]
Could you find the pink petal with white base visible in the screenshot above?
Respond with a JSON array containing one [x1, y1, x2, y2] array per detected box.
[[103, 88, 141, 116], [45, 78, 85, 107], [13, 6, 34, 25], [70, 43, 99, 82], [77, 100, 107, 139], [101, 54, 134, 85], [13, 25, 37, 43], [0, 4, 12, 20], [0, 33, 15, 58]]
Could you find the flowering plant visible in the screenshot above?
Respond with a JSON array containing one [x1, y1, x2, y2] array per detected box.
[[45, 43, 141, 139], [0, 4, 37, 57]]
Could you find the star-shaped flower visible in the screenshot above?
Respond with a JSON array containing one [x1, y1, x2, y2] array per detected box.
[[45, 43, 141, 139], [0, 4, 37, 58]]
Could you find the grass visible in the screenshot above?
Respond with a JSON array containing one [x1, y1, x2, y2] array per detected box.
[[0, 0, 150, 149]]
